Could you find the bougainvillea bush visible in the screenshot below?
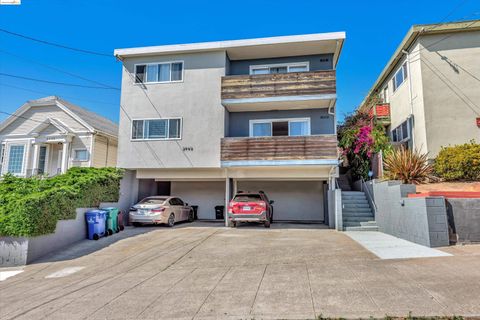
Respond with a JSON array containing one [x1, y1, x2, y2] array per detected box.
[[338, 112, 391, 180], [0, 167, 123, 237]]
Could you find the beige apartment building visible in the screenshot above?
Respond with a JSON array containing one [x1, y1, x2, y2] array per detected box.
[[360, 20, 480, 159]]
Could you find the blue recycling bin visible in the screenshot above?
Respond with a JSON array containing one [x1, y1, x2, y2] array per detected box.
[[85, 210, 107, 240]]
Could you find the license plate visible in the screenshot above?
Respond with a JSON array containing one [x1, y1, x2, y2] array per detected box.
[[243, 206, 251, 211], [138, 209, 146, 215]]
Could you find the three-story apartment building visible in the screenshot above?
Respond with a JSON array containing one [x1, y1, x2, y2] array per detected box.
[[359, 20, 480, 159], [114, 32, 345, 224]]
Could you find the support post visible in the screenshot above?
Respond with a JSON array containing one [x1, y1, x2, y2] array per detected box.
[[61, 142, 69, 174], [32, 143, 40, 175], [225, 177, 231, 227]]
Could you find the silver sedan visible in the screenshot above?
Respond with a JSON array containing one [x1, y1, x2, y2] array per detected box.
[[129, 196, 194, 227]]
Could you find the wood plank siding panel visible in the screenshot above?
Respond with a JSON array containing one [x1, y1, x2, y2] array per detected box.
[[221, 135, 338, 161], [221, 70, 336, 100]]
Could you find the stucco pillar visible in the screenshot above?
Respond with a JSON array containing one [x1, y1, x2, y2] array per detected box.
[[225, 177, 231, 227], [61, 142, 70, 174]]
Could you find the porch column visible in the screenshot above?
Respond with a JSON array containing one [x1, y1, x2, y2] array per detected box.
[[32, 143, 40, 174], [61, 142, 70, 174]]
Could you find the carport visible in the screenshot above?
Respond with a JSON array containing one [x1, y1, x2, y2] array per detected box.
[[234, 180, 326, 222], [135, 169, 228, 221]]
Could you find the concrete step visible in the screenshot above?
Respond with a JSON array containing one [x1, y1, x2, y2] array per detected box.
[[342, 205, 372, 213], [343, 217, 375, 223], [342, 196, 367, 202], [343, 212, 375, 218], [341, 191, 365, 195], [360, 221, 378, 227], [342, 203, 371, 208], [342, 199, 369, 204], [344, 225, 379, 232]]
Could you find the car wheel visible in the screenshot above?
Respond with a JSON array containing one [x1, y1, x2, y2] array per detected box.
[[188, 210, 194, 222], [168, 214, 175, 227], [264, 220, 271, 228]]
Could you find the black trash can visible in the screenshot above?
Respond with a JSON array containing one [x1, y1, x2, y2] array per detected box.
[[191, 205, 199, 220], [214, 205, 224, 220]]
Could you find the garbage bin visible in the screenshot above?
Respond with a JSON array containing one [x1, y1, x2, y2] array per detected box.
[[117, 210, 125, 231], [214, 205, 224, 220], [102, 207, 119, 235], [191, 205, 198, 220], [85, 210, 106, 240]]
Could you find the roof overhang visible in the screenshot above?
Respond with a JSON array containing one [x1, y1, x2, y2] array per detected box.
[[114, 32, 346, 68], [360, 19, 480, 108]]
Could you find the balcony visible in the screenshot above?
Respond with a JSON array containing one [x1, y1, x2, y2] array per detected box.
[[221, 70, 336, 112], [220, 135, 338, 167], [369, 103, 391, 125]]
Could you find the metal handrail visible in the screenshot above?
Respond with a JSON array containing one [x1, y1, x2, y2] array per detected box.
[[361, 178, 378, 213]]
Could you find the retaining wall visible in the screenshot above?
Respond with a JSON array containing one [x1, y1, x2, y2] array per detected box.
[[0, 208, 95, 267], [446, 198, 480, 244], [369, 180, 449, 247]]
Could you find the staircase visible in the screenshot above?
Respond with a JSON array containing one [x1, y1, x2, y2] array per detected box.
[[341, 191, 378, 231]]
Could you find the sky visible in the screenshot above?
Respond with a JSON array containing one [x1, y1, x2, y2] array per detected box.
[[0, 0, 479, 123]]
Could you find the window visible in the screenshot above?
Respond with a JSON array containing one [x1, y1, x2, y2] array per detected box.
[[393, 62, 408, 92], [250, 118, 311, 137], [0, 144, 4, 172], [135, 61, 183, 83], [132, 118, 182, 140], [391, 119, 410, 142], [7, 145, 25, 174], [382, 86, 389, 103], [250, 62, 309, 75], [73, 149, 89, 161]]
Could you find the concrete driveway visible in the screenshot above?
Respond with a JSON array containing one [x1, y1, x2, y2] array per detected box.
[[1, 222, 480, 319]]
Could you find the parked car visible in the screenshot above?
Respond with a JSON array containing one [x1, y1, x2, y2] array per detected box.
[[227, 191, 274, 228], [129, 196, 194, 227]]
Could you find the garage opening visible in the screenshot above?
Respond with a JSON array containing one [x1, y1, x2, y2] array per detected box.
[[236, 180, 326, 223]]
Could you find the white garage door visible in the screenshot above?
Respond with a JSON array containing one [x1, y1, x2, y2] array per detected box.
[[171, 181, 225, 220], [237, 181, 325, 222]]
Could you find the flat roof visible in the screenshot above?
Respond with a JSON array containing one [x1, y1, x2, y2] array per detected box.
[[359, 19, 480, 109], [114, 32, 346, 67]]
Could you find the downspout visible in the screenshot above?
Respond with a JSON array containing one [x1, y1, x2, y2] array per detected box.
[[402, 49, 415, 148]]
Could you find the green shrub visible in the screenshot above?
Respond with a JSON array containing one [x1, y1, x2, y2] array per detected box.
[[434, 141, 480, 181], [384, 146, 433, 184], [0, 167, 123, 237]]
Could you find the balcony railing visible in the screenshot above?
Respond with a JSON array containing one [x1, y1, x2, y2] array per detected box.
[[221, 135, 338, 165], [369, 103, 390, 124], [221, 70, 336, 102]]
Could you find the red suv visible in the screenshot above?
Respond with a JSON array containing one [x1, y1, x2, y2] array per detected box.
[[227, 191, 274, 228]]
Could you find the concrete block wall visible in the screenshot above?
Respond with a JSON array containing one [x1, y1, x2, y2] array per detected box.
[[371, 180, 449, 247], [446, 198, 480, 243]]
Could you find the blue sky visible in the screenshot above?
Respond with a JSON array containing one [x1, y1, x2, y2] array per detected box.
[[0, 0, 478, 123]]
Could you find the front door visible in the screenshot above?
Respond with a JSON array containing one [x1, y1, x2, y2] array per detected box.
[[38, 146, 47, 174], [57, 149, 63, 174]]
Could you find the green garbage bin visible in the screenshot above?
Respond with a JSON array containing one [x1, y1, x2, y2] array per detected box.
[[102, 207, 119, 235]]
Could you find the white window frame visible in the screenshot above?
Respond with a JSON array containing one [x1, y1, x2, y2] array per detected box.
[[7, 143, 26, 176], [392, 62, 408, 92], [249, 61, 310, 75], [72, 148, 89, 162], [391, 119, 411, 143], [130, 117, 183, 141], [134, 61, 184, 84], [249, 118, 311, 137], [0, 143, 5, 174], [382, 86, 389, 103]]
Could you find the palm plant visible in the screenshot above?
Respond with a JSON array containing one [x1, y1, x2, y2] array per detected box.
[[383, 146, 432, 184]]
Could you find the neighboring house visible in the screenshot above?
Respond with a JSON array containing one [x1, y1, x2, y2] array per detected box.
[[359, 20, 480, 159], [0, 96, 118, 177], [114, 32, 345, 223]]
